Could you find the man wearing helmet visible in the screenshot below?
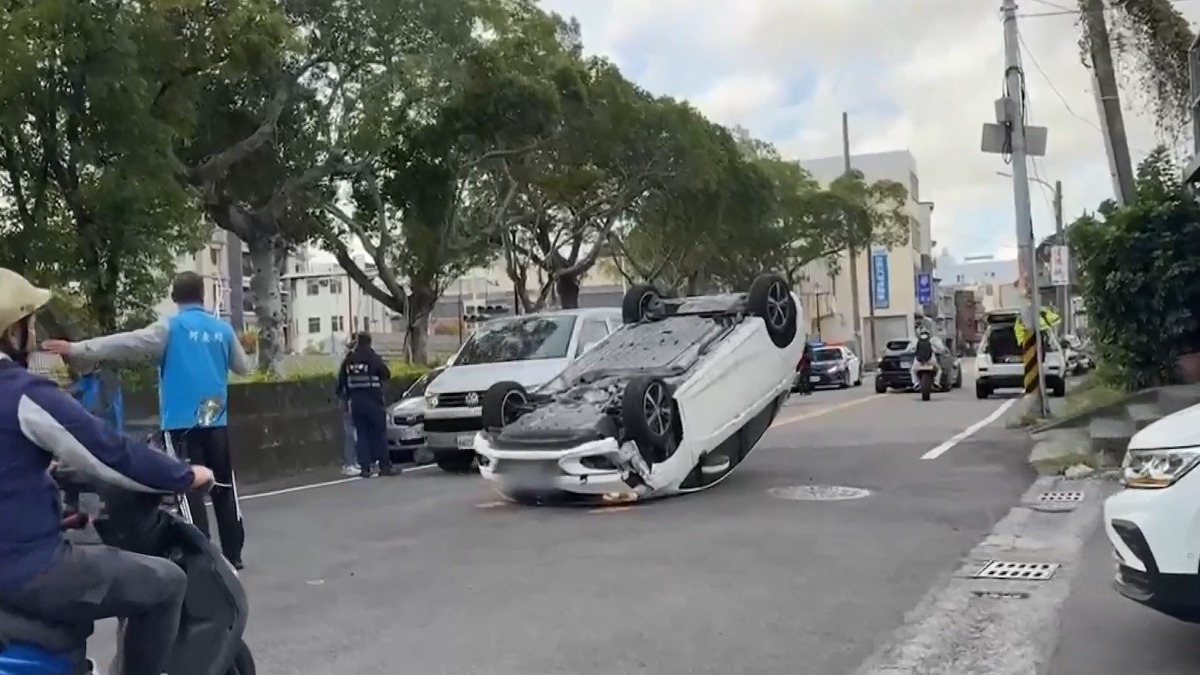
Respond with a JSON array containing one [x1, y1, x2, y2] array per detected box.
[[0, 268, 214, 675], [910, 329, 942, 389]]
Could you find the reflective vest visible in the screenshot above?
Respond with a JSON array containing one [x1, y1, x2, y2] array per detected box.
[[1014, 307, 1062, 344]]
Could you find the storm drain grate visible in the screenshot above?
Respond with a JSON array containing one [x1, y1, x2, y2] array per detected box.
[[971, 590, 1031, 599], [973, 561, 1059, 581], [1036, 491, 1085, 503]]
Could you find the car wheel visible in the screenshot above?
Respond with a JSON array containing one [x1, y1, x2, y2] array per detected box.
[[839, 371, 850, 389], [621, 284, 666, 324], [854, 366, 862, 386], [622, 376, 675, 458], [747, 273, 797, 348], [874, 377, 887, 394], [436, 452, 477, 474], [1051, 378, 1067, 397], [481, 381, 529, 429], [953, 368, 963, 388], [975, 382, 991, 400]]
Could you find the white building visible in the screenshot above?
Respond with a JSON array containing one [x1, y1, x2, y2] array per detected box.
[[281, 254, 399, 354], [934, 251, 1021, 314], [154, 228, 236, 323], [797, 150, 934, 357]]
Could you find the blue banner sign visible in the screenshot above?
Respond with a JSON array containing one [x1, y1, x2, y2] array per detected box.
[[871, 247, 889, 309], [916, 273, 932, 305]]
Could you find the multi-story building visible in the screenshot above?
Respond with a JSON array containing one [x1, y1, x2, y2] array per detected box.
[[797, 150, 934, 357], [280, 254, 400, 354]]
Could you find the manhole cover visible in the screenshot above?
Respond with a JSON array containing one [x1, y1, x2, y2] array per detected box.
[[768, 485, 871, 501], [973, 561, 1058, 580], [1037, 491, 1084, 503]]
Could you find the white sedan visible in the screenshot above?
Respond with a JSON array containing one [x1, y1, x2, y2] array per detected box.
[[473, 273, 804, 505]]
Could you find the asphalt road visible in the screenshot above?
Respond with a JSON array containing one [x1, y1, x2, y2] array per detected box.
[[87, 372, 1038, 674]]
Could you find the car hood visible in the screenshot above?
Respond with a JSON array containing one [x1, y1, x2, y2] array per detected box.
[[1129, 402, 1200, 450], [388, 396, 425, 416], [426, 359, 570, 394]]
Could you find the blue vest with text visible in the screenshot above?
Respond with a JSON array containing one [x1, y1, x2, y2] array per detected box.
[[160, 306, 234, 430]]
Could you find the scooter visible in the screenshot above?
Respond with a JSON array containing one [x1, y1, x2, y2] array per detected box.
[[0, 397, 256, 675], [914, 359, 937, 401]]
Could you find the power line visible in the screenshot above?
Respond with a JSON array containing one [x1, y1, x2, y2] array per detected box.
[[1018, 0, 1197, 18]]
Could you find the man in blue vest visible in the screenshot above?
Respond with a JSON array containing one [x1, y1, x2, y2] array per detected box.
[[0, 268, 215, 675], [44, 272, 251, 569]]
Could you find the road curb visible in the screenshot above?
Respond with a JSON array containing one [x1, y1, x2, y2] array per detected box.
[[849, 475, 1117, 675]]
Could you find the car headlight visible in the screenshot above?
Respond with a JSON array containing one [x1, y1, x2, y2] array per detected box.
[[1121, 446, 1200, 488], [424, 393, 438, 407]]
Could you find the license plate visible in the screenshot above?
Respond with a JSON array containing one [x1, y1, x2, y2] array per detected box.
[[900, 360, 912, 368], [809, 376, 821, 382], [398, 427, 422, 440], [457, 434, 476, 450]]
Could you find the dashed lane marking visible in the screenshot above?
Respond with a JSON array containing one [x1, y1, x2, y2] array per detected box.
[[770, 395, 876, 428]]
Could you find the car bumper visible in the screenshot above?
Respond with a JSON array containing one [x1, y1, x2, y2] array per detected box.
[[876, 370, 914, 389], [386, 423, 425, 449], [475, 436, 644, 501], [1105, 481, 1200, 621], [794, 369, 849, 387], [977, 371, 1064, 388]]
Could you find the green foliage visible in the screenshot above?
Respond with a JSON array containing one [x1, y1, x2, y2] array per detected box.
[[1069, 147, 1200, 389]]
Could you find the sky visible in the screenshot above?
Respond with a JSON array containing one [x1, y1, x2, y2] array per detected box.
[[538, 0, 1200, 262]]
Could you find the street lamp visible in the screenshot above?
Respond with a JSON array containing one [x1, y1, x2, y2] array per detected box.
[[996, 171, 1070, 335]]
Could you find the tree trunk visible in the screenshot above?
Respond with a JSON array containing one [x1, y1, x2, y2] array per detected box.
[[407, 317, 430, 364], [405, 282, 437, 364], [556, 274, 581, 309], [247, 234, 287, 375]]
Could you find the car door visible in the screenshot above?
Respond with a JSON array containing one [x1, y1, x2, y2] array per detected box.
[[842, 347, 860, 382]]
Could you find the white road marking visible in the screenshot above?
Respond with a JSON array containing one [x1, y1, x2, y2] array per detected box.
[[239, 463, 439, 501], [919, 398, 1018, 460]]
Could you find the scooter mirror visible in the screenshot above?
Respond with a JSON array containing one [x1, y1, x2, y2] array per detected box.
[[195, 397, 226, 427]]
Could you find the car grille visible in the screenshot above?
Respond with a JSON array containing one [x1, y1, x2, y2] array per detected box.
[[423, 417, 483, 433], [433, 391, 484, 408], [392, 414, 422, 426]]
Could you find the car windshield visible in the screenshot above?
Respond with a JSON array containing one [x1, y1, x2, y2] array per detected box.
[[885, 340, 911, 351], [453, 316, 577, 365], [403, 368, 442, 397], [813, 348, 843, 362]]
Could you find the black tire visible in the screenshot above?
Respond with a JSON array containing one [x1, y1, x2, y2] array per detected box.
[[621, 376, 674, 456], [874, 377, 887, 394], [436, 452, 477, 474], [1051, 378, 1067, 397], [953, 368, 963, 389], [839, 371, 850, 389], [975, 382, 991, 399], [622, 284, 666, 324], [747, 273, 798, 348], [481, 380, 529, 429], [228, 640, 256, 675], [920, 372, 933, 401]]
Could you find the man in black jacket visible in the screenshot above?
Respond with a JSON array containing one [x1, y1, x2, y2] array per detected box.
[[337, 332, 393, 478]]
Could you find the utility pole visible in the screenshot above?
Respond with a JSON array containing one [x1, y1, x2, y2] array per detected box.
[[1052, 180, 1071, 335], [843, 112, 866, 358], [982, 0, 1050, 417], [1081, 0, 1136, 205]]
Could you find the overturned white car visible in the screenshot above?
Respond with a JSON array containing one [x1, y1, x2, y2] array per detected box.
[[473, 273, 803, 505]]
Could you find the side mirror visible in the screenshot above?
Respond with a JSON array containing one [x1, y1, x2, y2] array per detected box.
[[195, 397, 226, 427]]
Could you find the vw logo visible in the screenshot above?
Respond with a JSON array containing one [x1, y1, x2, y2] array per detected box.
[[465, 392, 480, 407]]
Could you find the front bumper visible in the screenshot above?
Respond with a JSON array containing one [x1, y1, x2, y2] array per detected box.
[[386, 423, 425, 450], [424, 409, 483, 455], [474, 436, 652, 501], [1105, 483, 1200, 622], [794, 368, 848, 388], [876, 369, 914, 389]]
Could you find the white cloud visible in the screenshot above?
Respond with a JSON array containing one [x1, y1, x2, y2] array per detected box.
[[540, 0, 1200, 259]]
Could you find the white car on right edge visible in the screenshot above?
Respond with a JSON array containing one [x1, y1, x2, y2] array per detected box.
[[1105, 402, 1200, 622]]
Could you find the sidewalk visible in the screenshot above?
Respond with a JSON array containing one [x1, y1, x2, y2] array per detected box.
[[1047, 527, 1200, 674]]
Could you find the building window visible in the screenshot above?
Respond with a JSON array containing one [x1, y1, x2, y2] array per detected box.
[[909, 217, 920, 250], [909, 171, 919, 200], [332, 315, 344, 332], [362, 316, 370, 331], [307, 317, 321, 334], [209, 247, 220, 266], [330, 279, 343, 294], [306, 280, 319, 296]]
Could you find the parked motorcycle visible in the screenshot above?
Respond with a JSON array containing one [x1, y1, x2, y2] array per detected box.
[[914, 359, 937, 401], [0, 397, 255, 675]]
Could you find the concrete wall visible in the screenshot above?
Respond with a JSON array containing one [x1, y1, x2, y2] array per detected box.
[[123, 375, 424, 484]]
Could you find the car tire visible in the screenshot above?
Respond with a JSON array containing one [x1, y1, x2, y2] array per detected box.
[[621, 284, 666, 324], [953, 369, 963, 388], [1051, 378, 1067, 397], [436, 452, 477, 474], [854, 368, 862, 386], [622, 376, 675, 457], [839, 371, 850, 389], [975, 382, 991, 399], [747, 273, 797, 348], [874, 377, 887, 394], [482, 381, 529, 429]]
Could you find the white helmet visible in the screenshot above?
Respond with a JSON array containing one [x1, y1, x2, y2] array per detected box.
[[0, 268, 51, 332], [918, 330, 931, 339]]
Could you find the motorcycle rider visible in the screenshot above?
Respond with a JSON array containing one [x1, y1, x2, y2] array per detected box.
[[337, 332, 393, 478], [0, 268, 215, 675], [909, 330, 942, 389]]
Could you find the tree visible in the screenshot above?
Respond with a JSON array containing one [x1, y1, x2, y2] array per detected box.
[[1070, 147, 1200, 388], [827, 169, 910, 253], [164, 0, 485, 373], [0, 0, 215, 329], [318, 0, 583, 362]]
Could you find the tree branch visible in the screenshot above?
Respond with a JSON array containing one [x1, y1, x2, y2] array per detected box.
[[322, 201, 408, 303]]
